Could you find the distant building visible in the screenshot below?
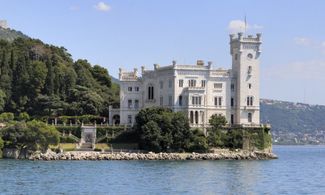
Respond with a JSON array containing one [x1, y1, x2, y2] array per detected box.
[[0, 20, 8, 29], [109, 33, 262, 129]]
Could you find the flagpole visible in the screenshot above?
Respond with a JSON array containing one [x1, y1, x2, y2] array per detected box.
[[244, 14, 247, 35]]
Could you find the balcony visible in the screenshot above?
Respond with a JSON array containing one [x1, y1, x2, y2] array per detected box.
[[187, 86, 205, 92], [145, 99, 156, 103]]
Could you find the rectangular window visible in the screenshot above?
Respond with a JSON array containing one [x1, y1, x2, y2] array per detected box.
[[248, 83, 252, 89], [128, 87, 132, 92], [134, 100, 139, 109], [135, 86, 139, 91], [159, 81, 163, 89], [231, 98, 234, 107], [214, 97, 222, 106], [128, 115, 132, 124], [148, 86, 154, 100], [169, 96, 172, 106], [179, 79, 183, 87], [189, 80, 196, 87], [168, 79, 172, 88], [179, 95, 183, 106], [231, 84, 235, 92], [231, 114, 234, 125], [214, 83, 223, 89], [248, 66, 252, 73], [201, 80, 206, 87], [247, 96, 253, 106], [160, 96, 163, 106], [192, 96, 201, 105], [128, 99, 132, 108]]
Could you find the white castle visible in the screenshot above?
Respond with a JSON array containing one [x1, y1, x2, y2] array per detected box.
[[109, 33, 262, 130]]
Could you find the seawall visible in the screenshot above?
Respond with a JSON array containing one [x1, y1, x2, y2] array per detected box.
[[28, 150, 277, 161]]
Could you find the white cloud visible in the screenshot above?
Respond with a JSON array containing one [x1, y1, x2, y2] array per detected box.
[[94, 2, 111, 12], [294, 37, 312, 46], [294, 37, 325, 54], [228, 20, 263, 33]]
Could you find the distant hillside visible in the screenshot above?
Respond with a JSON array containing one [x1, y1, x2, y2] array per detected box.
[[261, 99, 325, 133], [111, 76, 119, 84], [0, 27, 29, 42]]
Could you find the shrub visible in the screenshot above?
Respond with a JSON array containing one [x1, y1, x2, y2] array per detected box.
[[60, 136, 78, 143], [1, 120, 60, 152], [96, 126, 125, 138], [18, 112, 30, 121], [189, 129, 209, 152], [0, 112, 14, 122], [56, 126, 81, 138], [110, 130, 138, 143]]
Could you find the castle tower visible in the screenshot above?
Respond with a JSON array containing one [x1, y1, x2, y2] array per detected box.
[[230, 33, 262, 125]]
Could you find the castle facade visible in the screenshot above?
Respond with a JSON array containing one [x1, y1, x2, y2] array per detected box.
[[109, 33, 262, 129]]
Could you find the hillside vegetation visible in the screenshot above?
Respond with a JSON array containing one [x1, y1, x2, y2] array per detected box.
[[0, 27, 29, 42], [261, 99, 325, 133], [0, 28, 119, 117]]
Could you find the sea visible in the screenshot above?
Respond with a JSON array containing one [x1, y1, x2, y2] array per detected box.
[[0, 145, 324, 195]]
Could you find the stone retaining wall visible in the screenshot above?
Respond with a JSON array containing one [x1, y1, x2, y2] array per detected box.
[[29, 150, 277, 161]]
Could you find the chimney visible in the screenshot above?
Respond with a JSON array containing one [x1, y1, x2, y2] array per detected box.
[[196, 60, 204, 66]]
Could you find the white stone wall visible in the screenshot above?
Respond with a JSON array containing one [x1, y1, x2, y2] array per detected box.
[[230, 33, 261, 125]]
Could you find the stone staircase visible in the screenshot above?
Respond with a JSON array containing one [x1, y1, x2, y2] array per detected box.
[[76, 143, 93, 151]]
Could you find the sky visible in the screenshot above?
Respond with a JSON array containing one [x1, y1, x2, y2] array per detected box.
[[0, 0, 325, 105]]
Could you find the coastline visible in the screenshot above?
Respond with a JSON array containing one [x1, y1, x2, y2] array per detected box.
[[27, 149, 277, 161]]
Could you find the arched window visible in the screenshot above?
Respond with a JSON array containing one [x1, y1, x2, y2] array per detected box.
[[190, 111, 194, 124], [195, 111, 199, 124], [248, 113, 252, 123]]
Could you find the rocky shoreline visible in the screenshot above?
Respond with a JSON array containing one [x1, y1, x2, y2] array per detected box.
[[28, 150, 277, 161]]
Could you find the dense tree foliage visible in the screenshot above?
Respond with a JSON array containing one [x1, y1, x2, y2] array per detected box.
[[0, 38, 119, 117], [135, 107, 206, 152], [207, 114, 227, 148], [1, 120, 59, 152]]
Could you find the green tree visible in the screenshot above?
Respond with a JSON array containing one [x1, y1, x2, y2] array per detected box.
[[91, 65, 112, 87], [0, 112, 14, 122], [140, 121, 162, 152], [1, 120, 60, 153], [0, 89, 6, 112], [208, 114, 227, 148], [18, 112, 30, 121], [135, 107, 194, 152], [189, 128, 209, 152]]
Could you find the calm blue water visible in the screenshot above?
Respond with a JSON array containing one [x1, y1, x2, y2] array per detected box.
[[0, 146, 324, 195]]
